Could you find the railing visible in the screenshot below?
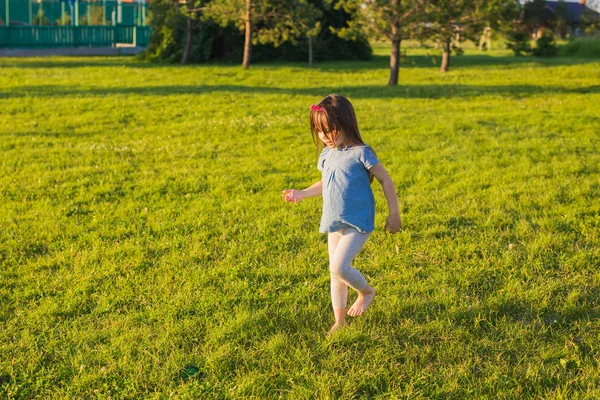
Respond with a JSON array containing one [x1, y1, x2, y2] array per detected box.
[[0, 25, 150, 48]]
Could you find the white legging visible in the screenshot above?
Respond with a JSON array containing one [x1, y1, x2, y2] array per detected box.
[[328, 226, 371, 310]]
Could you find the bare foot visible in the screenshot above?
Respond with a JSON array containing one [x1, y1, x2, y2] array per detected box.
[[326, 322, 345, 337], [347, 285, 375, 317]]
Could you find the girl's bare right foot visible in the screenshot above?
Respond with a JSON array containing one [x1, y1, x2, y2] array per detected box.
[[347, 285, 376, 317]]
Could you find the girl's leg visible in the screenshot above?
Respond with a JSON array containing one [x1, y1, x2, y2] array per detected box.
[[328, 231, 347, 313], [327, 230, 350, 335], [330, 227, 375, 317], [329, 228, 370, 310]]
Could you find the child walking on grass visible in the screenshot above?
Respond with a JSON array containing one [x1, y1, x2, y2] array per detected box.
[[282, 94, 402, 336]]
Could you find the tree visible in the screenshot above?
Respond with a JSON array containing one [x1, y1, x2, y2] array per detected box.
[[202, 0, 321, 68], [504, 1, 532, 56], [421, 0, 475, 72], [144, 0, 187, 63], [422, 0, 517, 72], [522, 0, 548, 34], [553, 0, 572, 39], [143, 0, 365, 64], [144, 0, 221, 64], [181, 0, 197, 65], [333, 0, 424, 86]]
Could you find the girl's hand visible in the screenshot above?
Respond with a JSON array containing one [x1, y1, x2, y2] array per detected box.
[[282, 189, 303, 204], [385, 213, 402, 234]]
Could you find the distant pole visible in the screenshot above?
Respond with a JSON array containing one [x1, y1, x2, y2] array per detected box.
[[117, 0, 122, 24], [87, 1, 91, 25], [103, 0, 106, 25], [29, 0, 33, 25], [74, 0, 79, 26], [61, 1, 65, 25], [142, 1, 146, 25], [5, 0, 8, 26]]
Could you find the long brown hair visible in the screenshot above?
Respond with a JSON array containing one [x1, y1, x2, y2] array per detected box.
[[309, 94, 376, 183], [309, 94, 364, 149]]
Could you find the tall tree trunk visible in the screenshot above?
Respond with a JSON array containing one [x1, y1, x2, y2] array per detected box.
[[181, 13, 192, 65], [440, 38, 451, 72], [242, 0, 252, 69], [388, 39, 400, 86]]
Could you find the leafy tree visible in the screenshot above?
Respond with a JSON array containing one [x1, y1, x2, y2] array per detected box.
[[501, 0, 532, 56], [522, 0, 547, 33], [144, 0, 186, 63], [332, 0, 424, 86], [581, 7, 600, 34], [180, 0, 204, 65], [143, 0, 220, 64], [552, 0, 572, 39], [143, 0, 366, 64], [421, 0, 517, 72], [202, 0, 322, 68], [247, 1, 372, 64], [420, 0, 479, 72]]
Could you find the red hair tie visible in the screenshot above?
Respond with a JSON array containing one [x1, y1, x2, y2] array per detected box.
[[311, 104, 325, 111]]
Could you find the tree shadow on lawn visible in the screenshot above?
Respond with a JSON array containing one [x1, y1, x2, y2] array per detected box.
[[0, 57, 141, 69], [316, 53, 600, 71], [3, 82, 599, 100], [1, 53, 597, 71], [389, 290, 600, 344]]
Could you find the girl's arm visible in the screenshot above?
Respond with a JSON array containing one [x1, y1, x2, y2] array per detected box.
[[368, 164, 402, 233], [282, 180, 322, 203]]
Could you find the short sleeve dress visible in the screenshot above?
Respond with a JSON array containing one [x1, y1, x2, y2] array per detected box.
[[317, 144, 379, 233]]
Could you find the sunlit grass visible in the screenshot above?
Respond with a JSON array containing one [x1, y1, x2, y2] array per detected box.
[[1, 43, 599, 398]]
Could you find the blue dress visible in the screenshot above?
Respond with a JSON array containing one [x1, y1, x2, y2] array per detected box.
[[317, 144, 379, 233]]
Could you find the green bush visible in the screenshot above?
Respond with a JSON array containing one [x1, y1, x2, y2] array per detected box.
[[559, 36, 600, 57], [506, 29, 532, 56], [532, 30, 557, 57]]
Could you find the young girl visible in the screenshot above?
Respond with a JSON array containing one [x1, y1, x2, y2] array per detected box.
[[282, 94, 402, 336]]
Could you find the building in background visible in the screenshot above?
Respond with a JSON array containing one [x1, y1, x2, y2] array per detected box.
[[0, 0, 151, 49], [1, 0, 149, 27]]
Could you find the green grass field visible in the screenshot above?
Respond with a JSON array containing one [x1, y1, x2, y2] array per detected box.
[[1, 42, 599, 398]]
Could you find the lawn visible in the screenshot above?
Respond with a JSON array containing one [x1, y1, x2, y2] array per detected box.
[[1, 42, 599, 398]]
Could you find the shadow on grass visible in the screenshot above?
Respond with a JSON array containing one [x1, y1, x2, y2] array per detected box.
[[2, 82, 599, 100], [1, 53, 597, 71], [316, 53, 600, 71], [390, 281, 600, 331]]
